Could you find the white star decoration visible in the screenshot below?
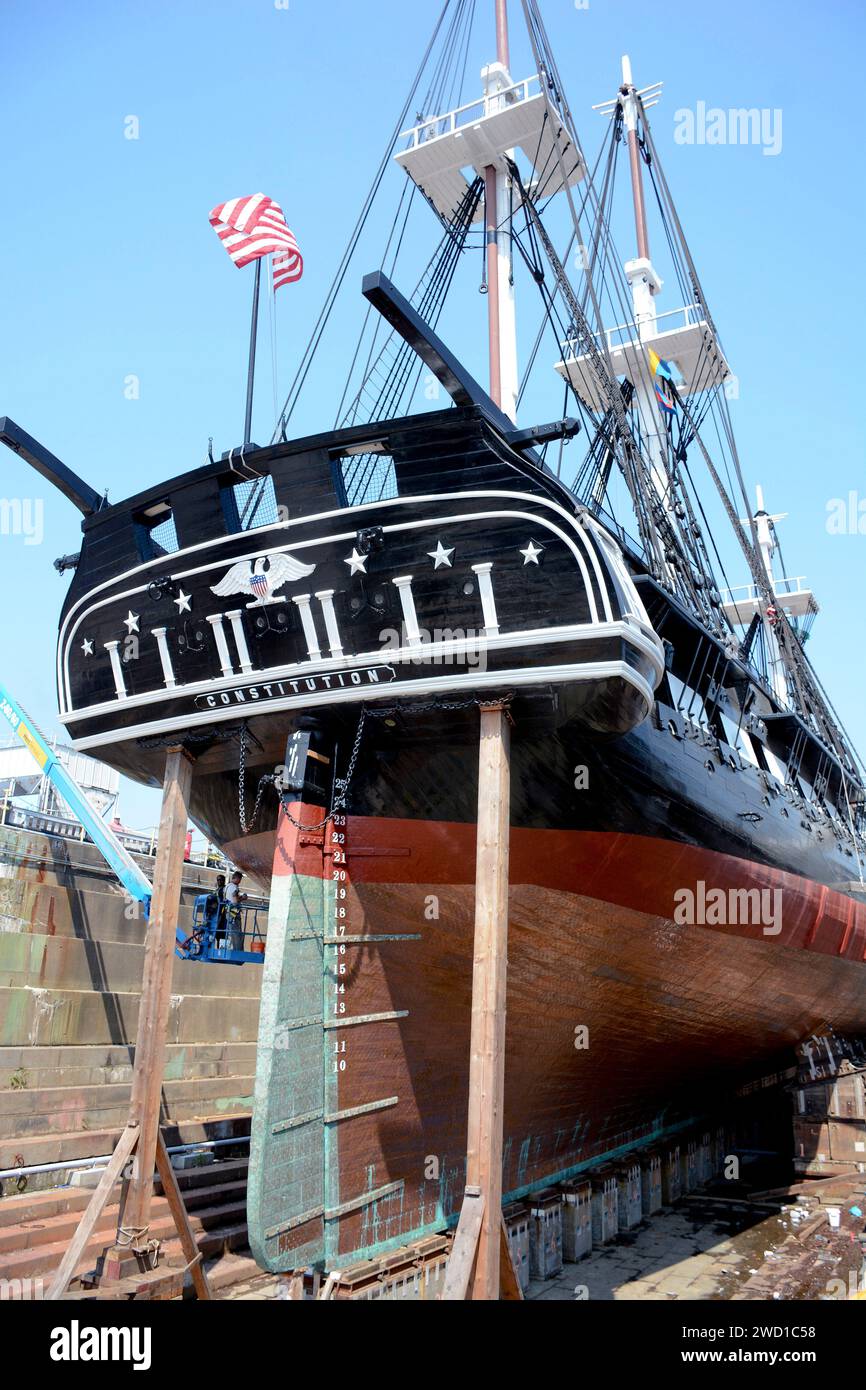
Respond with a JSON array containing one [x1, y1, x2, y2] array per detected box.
[[173, 589, 192, 614], [81, 638, 94, 656], [520, 540, 543, 566], [427, 541, 455, 569], [124, 611, 140, 634], [344, 548, 368, 575]]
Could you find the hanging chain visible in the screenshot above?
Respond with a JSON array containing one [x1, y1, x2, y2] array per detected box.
[[237, 710, 369, 836], [276, 711, 369, 828], [237, 694, 516, 836], [238, 723, 277, 835], [364, 693, 515, 723], [277, 709, 369, 833]]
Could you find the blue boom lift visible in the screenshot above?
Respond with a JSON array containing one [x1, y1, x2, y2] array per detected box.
[[0, 683, 264, 965]]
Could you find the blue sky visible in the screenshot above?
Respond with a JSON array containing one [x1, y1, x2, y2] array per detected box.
[[1, 0, 864, 831]]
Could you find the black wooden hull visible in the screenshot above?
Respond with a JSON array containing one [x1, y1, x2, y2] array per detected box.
[[49, 401, 862, 899], [189, 695, 863, 896]]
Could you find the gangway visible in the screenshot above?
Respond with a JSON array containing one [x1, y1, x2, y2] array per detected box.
[[0, 682, 262, 963]]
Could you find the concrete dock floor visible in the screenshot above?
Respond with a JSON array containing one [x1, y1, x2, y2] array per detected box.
[[526, 1200, 863, 1302], [216, 1196, 865, 1301]]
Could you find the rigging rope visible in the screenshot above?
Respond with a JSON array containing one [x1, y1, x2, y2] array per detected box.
[[269, 0, 460, 442]]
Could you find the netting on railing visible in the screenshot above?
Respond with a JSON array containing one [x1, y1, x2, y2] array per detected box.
[[233, 475, 281, 530], [150, 512, 179, 554], [340, 453, 398, 508]]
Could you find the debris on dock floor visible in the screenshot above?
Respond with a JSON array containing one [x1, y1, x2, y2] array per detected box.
[[523, 1193, 865, 1302], [214, 1184, 865, 1301]]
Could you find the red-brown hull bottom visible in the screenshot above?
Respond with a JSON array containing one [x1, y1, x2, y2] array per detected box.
[[246, 809, 866, 1269]]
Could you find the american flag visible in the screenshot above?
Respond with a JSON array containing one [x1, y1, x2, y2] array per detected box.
[[272, 239, 304, 290], [209, 193, 303, 291]]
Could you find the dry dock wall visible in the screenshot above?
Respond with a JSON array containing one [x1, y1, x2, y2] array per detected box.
[[0, 825, 263, 1177]]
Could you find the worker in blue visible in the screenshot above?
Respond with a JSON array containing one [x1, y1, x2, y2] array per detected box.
[[225, 871, 247, 953], [208, 874, 227, 951]]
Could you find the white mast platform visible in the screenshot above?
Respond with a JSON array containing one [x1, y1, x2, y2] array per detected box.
[[554, 56, 731, 414], [721, 486, 819, 707], [721, 486, 819, 628], [394, 70, 586, 225], [721, 574, 819, 627], [393, 6, 586, 426], [554, 304, 732, 411]]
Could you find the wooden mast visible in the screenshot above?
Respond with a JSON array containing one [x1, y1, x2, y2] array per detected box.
[[616, 56, 674, 539], [621, 56, 651, 262], [484, 168, 503, 409], [244, 256, 262, 446], [495, 0, 510, 67], [483, 0, 514, 415]]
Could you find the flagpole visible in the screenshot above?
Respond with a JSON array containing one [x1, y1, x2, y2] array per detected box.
[[243, 256, 262, 446]]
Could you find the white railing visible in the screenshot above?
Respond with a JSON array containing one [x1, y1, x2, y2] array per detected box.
[[561, 304, 705, 361], [721, 576, 810, 606], [399, 74, 539, 149]]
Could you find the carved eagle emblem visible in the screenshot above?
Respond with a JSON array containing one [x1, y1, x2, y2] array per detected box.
[[210, 553, 316, 608]]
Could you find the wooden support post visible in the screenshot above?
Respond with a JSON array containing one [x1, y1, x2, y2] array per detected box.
[[122, 746, 194, 1240], [46, 746, 213, 1301], [154, 1133, 212, 1300], [46, 1123, 140, 1300], [441, 1188, 485, 1300], [466, 703, 510, 1298], [499, 1216, 524, 1301], [442, 702, 511, 1300]]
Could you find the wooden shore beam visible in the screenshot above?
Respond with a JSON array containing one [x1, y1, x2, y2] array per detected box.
[[442, 701, 521, 1300], [46, 1122, 140, 1300], [123, 746, 195, 1237], [46, 745, 209, 1301], [154, 1133, 212, 1300]]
